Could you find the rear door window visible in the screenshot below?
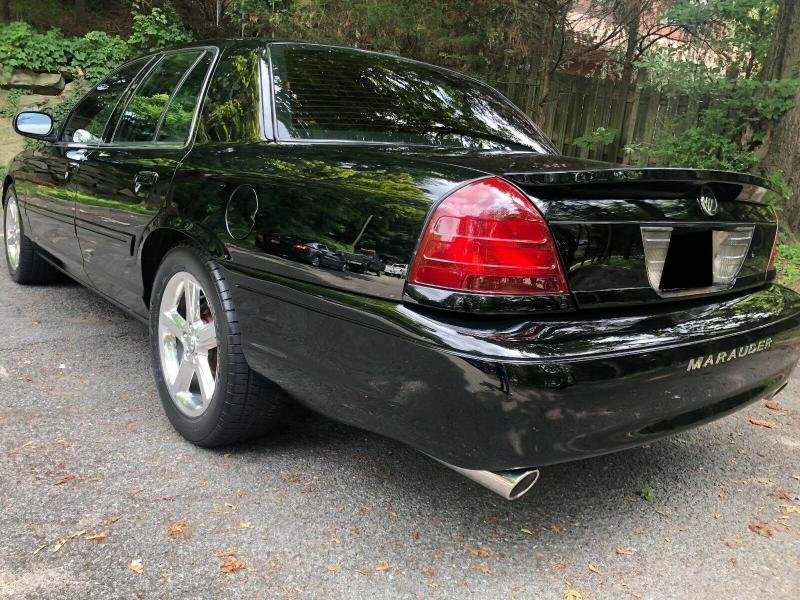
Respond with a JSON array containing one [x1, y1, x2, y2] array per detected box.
[[61, 57, 151, 144], [114, 50, 204, 143], [157, 52, 214, 142]]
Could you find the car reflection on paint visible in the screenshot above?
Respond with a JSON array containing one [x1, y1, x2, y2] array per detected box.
[[344, 248, 384, 275], [385, 263, 408, 278], [255, 232, 347, 271]]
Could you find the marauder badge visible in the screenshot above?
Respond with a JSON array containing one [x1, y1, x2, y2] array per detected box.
[[687, 338, 772, 371]]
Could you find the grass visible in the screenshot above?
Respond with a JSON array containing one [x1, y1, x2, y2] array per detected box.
[[776, 241, 800, 291]]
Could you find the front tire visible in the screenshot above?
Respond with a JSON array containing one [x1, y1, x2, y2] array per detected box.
[[3, 185, 59, 284], [149, 244, 290, 447]]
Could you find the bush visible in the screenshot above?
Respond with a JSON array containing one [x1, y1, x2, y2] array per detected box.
[[128, 4, 193, 54], [70, 31, 130, 82], [0, 21, 69, 72]]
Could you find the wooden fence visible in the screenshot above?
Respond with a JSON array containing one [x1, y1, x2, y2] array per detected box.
[[488, 69, 702, 163]]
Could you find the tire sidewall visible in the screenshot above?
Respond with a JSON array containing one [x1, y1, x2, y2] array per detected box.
[[149, 245, 232, 443], [3, 185, 20, 280]]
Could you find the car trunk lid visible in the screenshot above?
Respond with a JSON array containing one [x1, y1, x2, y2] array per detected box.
[[406, 151, 779, 309]]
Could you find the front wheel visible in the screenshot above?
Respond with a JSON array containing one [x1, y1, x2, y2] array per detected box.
[[3, 185, 59, 284], [149, 244, 290, 447]]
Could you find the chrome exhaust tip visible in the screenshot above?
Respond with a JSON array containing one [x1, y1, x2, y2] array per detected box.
[[435, 459, 540, 500]]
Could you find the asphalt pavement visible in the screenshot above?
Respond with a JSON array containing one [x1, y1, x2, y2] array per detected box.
[[1, 264, 799, 599]]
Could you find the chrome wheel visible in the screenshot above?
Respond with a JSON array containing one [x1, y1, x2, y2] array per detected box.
[[4, 194, 21, 271], [158, 271, 219, 417]]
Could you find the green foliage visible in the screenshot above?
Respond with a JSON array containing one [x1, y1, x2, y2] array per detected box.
[[639, 485, 656, 503], [0, 21, 69, 72], [777, 241, 800, 291], [128, 4, 193, 54], [0, 89, 25, 118], [574, 127, 618, 150], [70, 31, 130, 82]]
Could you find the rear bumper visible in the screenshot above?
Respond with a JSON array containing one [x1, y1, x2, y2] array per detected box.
[[226, 267, 800, 471]]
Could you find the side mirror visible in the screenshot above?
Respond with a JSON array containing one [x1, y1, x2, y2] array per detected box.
[[13, 111, 55, 141]]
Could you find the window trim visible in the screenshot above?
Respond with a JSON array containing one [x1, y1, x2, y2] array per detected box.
[[110, 47, 215, 147], [264, 41, 556, 153], [57, 55, 157, 147], [55, 46, 219, 152]]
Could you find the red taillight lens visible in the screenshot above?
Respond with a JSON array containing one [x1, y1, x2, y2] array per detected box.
[[407, 177, 568, 295]]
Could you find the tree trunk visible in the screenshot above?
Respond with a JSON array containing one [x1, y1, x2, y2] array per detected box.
[[0, 0, 11, 23], [613, 5, 641, 162], [759, 0, 800, 229]]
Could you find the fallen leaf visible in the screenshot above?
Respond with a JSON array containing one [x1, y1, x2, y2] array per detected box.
[[6, 441, 33, 456], [376, 561, 392, 573], [765, 400, 782, 411], [216, 548, 239, 558], [422, 565, 435, 578], [792, 475, 800, 482], [220, 558, 246, 573], [565, 591, 583, 600], [781, 504, 800, 514], [466, 545, 491, 557], [748, 521, 773, 538], [167, 520, 189, 539], [552, 560, 570, 571], [129, 488, 143, 497], [85, 532, 107, 542], [327, 565, 340, 574], [471, 563, 492, 574], [749, 418, 776, 429], [616, 547, 635, 556], [730, 557, 737, 567], [588, 563, 603, 575], [639, 486, 656, 502], [128, 560, 144, 574], [327, 528, 341, 544], [549, 523, 562, 533], [770, 490, 792, 501], [239, 521, 253, 529], [54, 474, 79, 485], [412, 530, 421, 541]]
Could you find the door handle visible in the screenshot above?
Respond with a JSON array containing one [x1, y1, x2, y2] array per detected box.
[[133, 171, 159, 194]]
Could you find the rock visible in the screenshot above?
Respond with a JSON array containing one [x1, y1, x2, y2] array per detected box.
[[58, 66, 76, 83], [7, 70, 65, 95], [16, 94, 61, 111], [0, 116, 26, 168]]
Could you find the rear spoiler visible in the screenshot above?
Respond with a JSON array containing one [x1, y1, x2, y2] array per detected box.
[[504, 167, 778, 203]]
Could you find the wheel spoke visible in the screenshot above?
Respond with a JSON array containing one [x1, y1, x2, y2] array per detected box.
[[195, 322, 217, 351], [195, 356, 216, 401], [171, 358, 195, 395], [161, 309, 186, 339], [184, 279, 201, 324]]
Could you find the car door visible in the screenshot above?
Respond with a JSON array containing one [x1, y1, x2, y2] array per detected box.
[[71, 49, 215, 311], [17, 58, 151, 276]]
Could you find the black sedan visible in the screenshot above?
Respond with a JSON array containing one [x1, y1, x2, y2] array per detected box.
[[5, 40, 800, 500]]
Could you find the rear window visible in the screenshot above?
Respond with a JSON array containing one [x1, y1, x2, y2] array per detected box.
[[270, 44, 550, 152]]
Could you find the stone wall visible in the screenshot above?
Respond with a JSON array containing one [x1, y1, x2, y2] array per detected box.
[[0, 67, 79, 168]]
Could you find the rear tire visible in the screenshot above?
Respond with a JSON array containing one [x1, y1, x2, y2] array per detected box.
[[3, 185, 60, 284], [149, 244, 290, 447]]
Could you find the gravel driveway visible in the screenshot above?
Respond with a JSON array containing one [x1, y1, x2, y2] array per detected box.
[[1, 266, 799, 599]]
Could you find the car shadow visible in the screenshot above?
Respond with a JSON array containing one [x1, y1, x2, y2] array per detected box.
[[235, 408, 734, 535]]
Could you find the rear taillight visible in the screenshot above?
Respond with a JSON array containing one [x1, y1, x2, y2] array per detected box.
[[768, 224, 779, 272], [407, 177, 568, 295]]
